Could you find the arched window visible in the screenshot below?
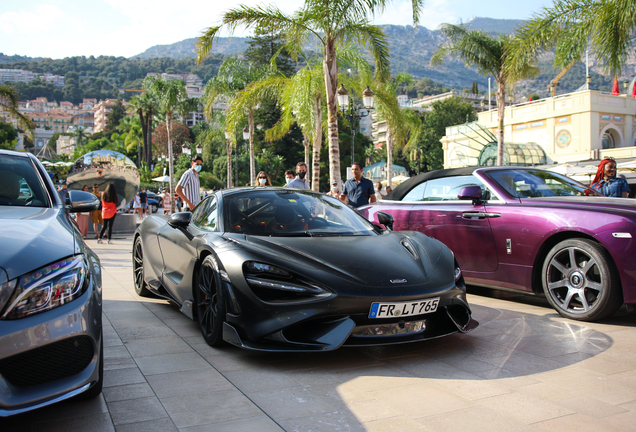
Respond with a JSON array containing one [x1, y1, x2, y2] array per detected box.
[[602, 131, 616, 149]]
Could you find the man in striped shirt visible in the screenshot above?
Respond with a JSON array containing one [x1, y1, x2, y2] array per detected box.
[[176, 155, 203, 211]]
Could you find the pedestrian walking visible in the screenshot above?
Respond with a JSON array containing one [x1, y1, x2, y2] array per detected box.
[[139, 187, 148, 217], [340, 162, 376, 208], [287, 162, 309, 189], [98, 183, 118, 244], [133, 191, 142, 218], [161, 188, 171, 215], [91, 184, 103, 238], [284, 170, 295, 185], [75, 185, 90, 238], [590, 157, 630, 197], [257, 171, 272, 186], [327, 180, 341, 199]]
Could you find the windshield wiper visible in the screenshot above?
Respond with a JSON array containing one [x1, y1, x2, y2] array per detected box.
[[269, 231, 314, 237]]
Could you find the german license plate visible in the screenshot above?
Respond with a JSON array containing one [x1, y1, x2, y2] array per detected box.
[[369, 297, 440, 319]]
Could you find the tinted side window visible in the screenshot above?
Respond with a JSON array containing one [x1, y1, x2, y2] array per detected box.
[[402, 183, 427, 201], [192, 196, 218, 231], [402, 175, 488, 202]]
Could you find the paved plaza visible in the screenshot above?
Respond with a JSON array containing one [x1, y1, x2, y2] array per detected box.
[[2, 235, 636, 431]]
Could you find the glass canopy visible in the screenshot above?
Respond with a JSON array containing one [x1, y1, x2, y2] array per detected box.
[[478, 142, 547, 167]]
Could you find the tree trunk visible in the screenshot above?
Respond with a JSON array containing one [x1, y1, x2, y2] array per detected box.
[[146, 106, 153, 165], [311, 96, 322, 192], [227, 139, 233, 188], [386, 127, 393, 188], [323, 39, 341, 186], [303, 137, 310, 189], [138, 108, 147, 165], [167, 114, 175, 214], [496, 79, 506, 166], [248, 109, 255, 186]]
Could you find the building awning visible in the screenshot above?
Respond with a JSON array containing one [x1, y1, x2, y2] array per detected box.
[[478, 142, 547, 166]]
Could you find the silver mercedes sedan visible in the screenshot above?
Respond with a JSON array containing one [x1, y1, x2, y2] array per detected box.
[[0, 150, 103, 416]]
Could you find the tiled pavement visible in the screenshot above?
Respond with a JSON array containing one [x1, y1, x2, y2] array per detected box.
[[2, 236, 636, 431]]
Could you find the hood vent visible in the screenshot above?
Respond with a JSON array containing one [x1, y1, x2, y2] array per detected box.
[[400, 238, 419, 260]]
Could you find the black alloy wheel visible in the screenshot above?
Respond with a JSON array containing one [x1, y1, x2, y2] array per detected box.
[[132, 236, 152, 297], [195, 256, 226, 346], [542, 238, 622, 321]]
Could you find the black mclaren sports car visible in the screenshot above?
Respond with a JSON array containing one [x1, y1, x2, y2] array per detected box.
[[133, 187, 478, 351]]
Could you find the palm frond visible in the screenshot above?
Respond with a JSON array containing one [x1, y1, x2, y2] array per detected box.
[[0, 84, 35, 137]]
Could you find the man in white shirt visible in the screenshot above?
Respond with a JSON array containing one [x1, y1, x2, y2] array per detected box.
[[176, 155, 203, 211]]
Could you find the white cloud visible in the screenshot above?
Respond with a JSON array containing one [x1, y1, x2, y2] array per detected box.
[[0, 0, 554, 58], [0, 5, 71, 36]]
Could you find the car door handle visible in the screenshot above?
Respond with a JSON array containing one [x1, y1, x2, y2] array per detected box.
[[462, 212, 501, 219]]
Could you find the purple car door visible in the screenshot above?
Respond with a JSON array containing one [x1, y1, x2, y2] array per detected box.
[[404, 175, 499, 272]]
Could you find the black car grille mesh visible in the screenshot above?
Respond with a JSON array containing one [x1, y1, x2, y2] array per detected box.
[[0, 336, 94, 387]]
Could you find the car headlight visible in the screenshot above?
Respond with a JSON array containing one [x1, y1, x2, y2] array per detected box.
[[1, 255, 88, 320], [243, 261, 331, 303], [454, 259, 466, 290]]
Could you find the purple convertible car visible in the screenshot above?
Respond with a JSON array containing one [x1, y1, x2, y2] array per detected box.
[[359, 166, 636, 321]]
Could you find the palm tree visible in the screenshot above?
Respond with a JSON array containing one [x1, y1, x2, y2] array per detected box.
[[143, 76, 187, 213], [128, 92, 156, 166], [203, 59, 265, 187], [196, 0, 424, 187], [431, 24, 538, 166], [73, 126, 89, 148], [372, 72, 414, 186], [0, 84, 34, 138], [507, 0, 636, 78], [233, 63, 325, 191]]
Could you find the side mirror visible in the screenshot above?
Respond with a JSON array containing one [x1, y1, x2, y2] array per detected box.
[[458, 186, 483, 205], [376, 211, 394, 231], [68, 190, 100, 213], [168, 212, 192, 228], [168, 212, 194, 240]]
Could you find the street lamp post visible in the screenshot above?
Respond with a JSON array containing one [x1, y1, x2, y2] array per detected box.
[[240, 126, 250, 186], [337, 85, 374, 166], [182, 143, 191, 157]]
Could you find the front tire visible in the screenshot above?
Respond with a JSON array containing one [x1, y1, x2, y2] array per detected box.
[[132, 236, 152, 297], [150, 203, 158, 213], [542, 238, 622, 321], [195, 256, 226, 346]]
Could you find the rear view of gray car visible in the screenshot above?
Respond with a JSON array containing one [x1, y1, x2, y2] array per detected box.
[[0, 150, 103, 416]]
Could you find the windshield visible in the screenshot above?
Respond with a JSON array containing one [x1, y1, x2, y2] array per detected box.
[[485, 169, 601, 198], [0, 155, 50, 207], [223, 189, 376, 236]]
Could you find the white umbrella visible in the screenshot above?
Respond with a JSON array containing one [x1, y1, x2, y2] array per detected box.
[[381, 175, 410, 186], [617, 160, 636, 170], [152, 175, 171, 182], [548, 164, 596, 175]]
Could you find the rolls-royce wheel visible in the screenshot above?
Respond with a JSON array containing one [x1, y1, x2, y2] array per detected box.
[[195, 256, 226, 346], [542, 238, 622, 321], [132, 236, 152, 297]]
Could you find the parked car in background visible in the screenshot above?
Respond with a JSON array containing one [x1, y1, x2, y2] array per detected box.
[[146, 191, 163, 207], [124, 196, 160, 214], [133, 188, 477, 351], [0, 150, 103, 416], [359, 166, 636, 321]]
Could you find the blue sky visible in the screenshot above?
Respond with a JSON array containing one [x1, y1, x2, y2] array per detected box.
[[0, 0, 555, 59]]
